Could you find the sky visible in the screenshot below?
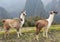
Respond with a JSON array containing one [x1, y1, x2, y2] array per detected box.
[[0, 0, 26, 8], [0, 0, 52, 12], [0, 0, 52, 8], [41, 0, 52, 6], [0, 0, 26, 12]]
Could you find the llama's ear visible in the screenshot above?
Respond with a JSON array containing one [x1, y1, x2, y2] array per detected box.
[[50, 11, 53, 14], [21, 11, 23, 13], [25, 10, 26, 12], [53, 11, 58, 14], [21, 10, 26, 13]]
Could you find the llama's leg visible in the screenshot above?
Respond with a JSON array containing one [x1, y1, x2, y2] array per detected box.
[[5, 30, 8, 38], [19, 28, 22, 36], [16, 28, 20, 38], [43, 27, 46, 37], [35, 28, 40, 40], [45, 27, 49, 38], [43, 26, 47, 37], [19, 25, 23, 36], [5, 28, 9, 38]]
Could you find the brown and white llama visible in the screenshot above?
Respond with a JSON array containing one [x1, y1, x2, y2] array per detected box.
[[2, 10, 26, 38], [35, 11, 58, 40]]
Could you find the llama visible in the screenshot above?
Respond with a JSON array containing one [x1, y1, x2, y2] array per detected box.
[[35, 11, 57, 40], [2, 10, 26, 38]]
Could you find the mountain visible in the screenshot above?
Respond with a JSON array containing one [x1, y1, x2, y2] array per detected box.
[[41, 0, 52, 6], [0, 0, 26, 18], [25, 0, 47, 18], [45, 0, 60, 23], [0, 7, 9, 19]]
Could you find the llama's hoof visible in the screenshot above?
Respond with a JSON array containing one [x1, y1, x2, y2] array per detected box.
[[35, 35, 39, 40], [46, 36, 48, 38], [17, 36, 20, 39], [35, 37, 39, 40], [17, 35, 20, 38]]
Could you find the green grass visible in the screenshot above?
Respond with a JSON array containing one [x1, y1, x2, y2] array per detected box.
[[0, 25, 60, 42], [0, 25, 60, 35]]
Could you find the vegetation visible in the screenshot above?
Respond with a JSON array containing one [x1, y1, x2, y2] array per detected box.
[[23, 16, 60, 27], [0, 25, 60, 42], [0, 16, 60, 27], [23, 16, 41, 27], [0, 16, 60, 42]]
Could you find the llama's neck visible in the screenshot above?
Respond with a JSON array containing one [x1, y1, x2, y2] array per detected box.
[[47, 14, 55, 24], [20, 14, 25, 20], [20, 14, 25, 24]]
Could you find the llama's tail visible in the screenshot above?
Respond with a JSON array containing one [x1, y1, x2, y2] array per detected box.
[[2, 19, 6, 23], [35, 22, 39, 28]]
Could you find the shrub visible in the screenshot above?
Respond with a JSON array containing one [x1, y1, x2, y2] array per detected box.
[[0, 21, 3, 26], [23, 16, 41, 27]]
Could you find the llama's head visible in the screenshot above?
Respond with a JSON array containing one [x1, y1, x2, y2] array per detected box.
[[50, 11, 58, 14], [21, 10, 26, 16]]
